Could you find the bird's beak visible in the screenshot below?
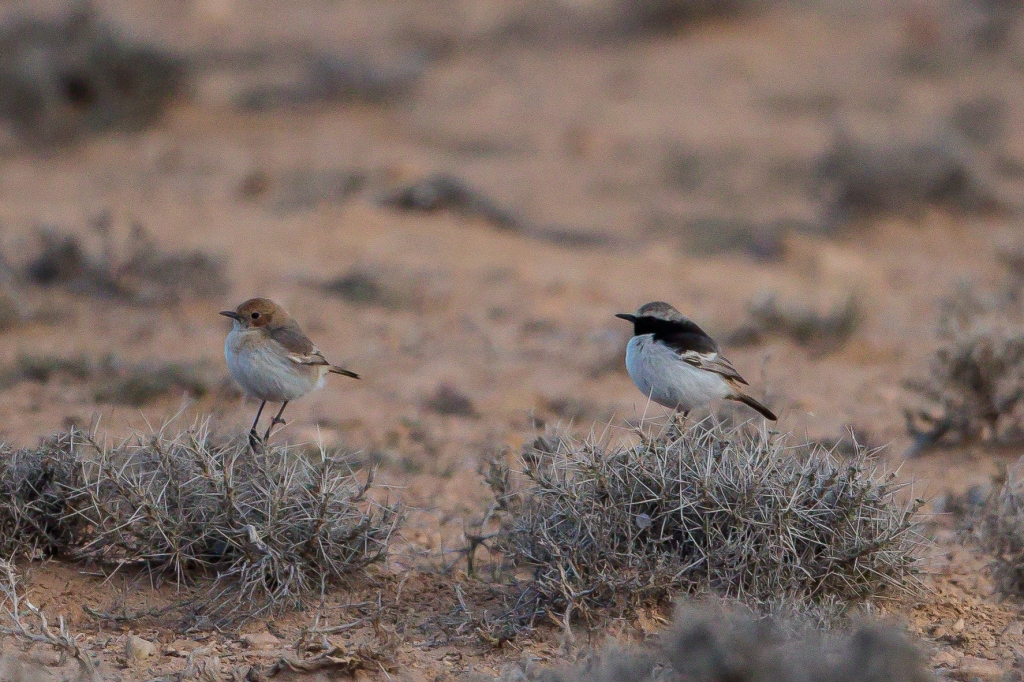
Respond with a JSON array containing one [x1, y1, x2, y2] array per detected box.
[[615, 313, 636, 322], [219, 310, 242, 321]]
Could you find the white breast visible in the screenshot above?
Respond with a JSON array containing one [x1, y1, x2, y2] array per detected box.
[[224, 327, 325, 402], [625, 334, 731, 411]]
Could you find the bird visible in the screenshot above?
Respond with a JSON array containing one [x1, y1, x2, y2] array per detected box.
[[220, 297, 359, 449], [615, 301, 777, 420]]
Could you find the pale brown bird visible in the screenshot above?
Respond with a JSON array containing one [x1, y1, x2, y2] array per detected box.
[[220, 298, 359, 449]]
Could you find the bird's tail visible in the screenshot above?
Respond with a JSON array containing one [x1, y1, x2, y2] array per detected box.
[[329, 366, 361, 379], [732, 392, 777, 421]]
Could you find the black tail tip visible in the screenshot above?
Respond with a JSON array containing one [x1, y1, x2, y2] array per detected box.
[[736, 394, 777, 421], [329, 366, 361, 379]]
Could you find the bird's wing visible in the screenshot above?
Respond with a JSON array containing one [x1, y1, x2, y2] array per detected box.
[[267, 321, 331, 365], [651, 318, 750, 386], [677, 350, 749, 386], [288, 349, 332, 366]]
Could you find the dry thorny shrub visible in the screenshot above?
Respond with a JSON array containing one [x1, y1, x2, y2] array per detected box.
[[487, 419, 922, 626], [904, 277, 1024, 454], [0, 214, 226, 319], [19, 218, 227, 305], [974, 457, 1024, 598], [0, 352, 216, 407], [474, 602, 930, 682], [0, 423, 401, 625]]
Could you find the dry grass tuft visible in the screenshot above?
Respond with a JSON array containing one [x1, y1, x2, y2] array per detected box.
[[729, 291, 860, 352], [1, 353, 213, 406], [234, 52, 424, 111], [20, 221, 227, 305], [379, 173, 521, 230], [322, 265, 433, 311], [675, 217, 787, 262], [90, 359, 210, 406], [423, 383, 478, 418], [480, 602, 930, 682], [0, 8, 184, 149], [618, 0, 753, 34], [813, 131, 997, 228], [488, 419, 922, 624], [0, 424, 401, 624]]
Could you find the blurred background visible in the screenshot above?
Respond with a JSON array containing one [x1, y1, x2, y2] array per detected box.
[[0, 0, 1022, 499], [4, 1, 1024, 674]]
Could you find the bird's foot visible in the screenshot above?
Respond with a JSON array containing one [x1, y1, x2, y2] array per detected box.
[[248, 429, 264, 452], [671, 410, 690, 431], [270, 416, 287, 427]]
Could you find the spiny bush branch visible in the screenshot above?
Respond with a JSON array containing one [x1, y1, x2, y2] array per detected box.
[[0, 422, 402, 624], [490, 418, 923, 625]]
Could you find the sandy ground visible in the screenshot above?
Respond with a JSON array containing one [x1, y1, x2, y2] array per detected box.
[[2, 0, 1024, 679]]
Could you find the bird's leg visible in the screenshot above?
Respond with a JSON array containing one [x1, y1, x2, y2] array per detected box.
[[249, 400, 267, 451], [263, 401, 289, 444]]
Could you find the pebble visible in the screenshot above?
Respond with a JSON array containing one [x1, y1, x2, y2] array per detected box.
[[126, 636, 157, 662], [165, 638, 202, 657], [960, 655, 1004, 680], [241, 632, 281, 649], [932, 650, 959, 668]]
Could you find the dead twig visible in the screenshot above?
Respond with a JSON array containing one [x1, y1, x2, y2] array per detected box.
[[83, 601, 183, 623], [0, 559, 101, 681]]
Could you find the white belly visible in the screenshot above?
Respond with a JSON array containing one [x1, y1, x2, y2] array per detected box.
[[625, 334, 730, 411], [225, 329, 325, 402]]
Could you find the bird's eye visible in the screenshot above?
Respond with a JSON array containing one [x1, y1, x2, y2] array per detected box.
[[251, 312, 260, 319]]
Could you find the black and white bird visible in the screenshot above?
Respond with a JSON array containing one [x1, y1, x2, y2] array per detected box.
[[615, 301, 777, 420]]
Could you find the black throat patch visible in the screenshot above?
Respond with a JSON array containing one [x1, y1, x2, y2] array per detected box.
[[633, 316, 719, 355]]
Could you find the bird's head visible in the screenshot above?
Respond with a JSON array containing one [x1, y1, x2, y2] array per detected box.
[[615, 301, 686, 325], [220, 298, 288, 329]]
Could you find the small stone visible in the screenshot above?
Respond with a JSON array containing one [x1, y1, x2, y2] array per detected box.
[[28, 649, 62, 666], [1003, 621, 1024, 637], [960, 655, 1004, 680], [953, 617, 966, 632], [171, 638, 200, 652], [241, 632, 281, 649], [126, 635, 157, 662], [402, 671, 429, 682], [932, 650, 959, 667]]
